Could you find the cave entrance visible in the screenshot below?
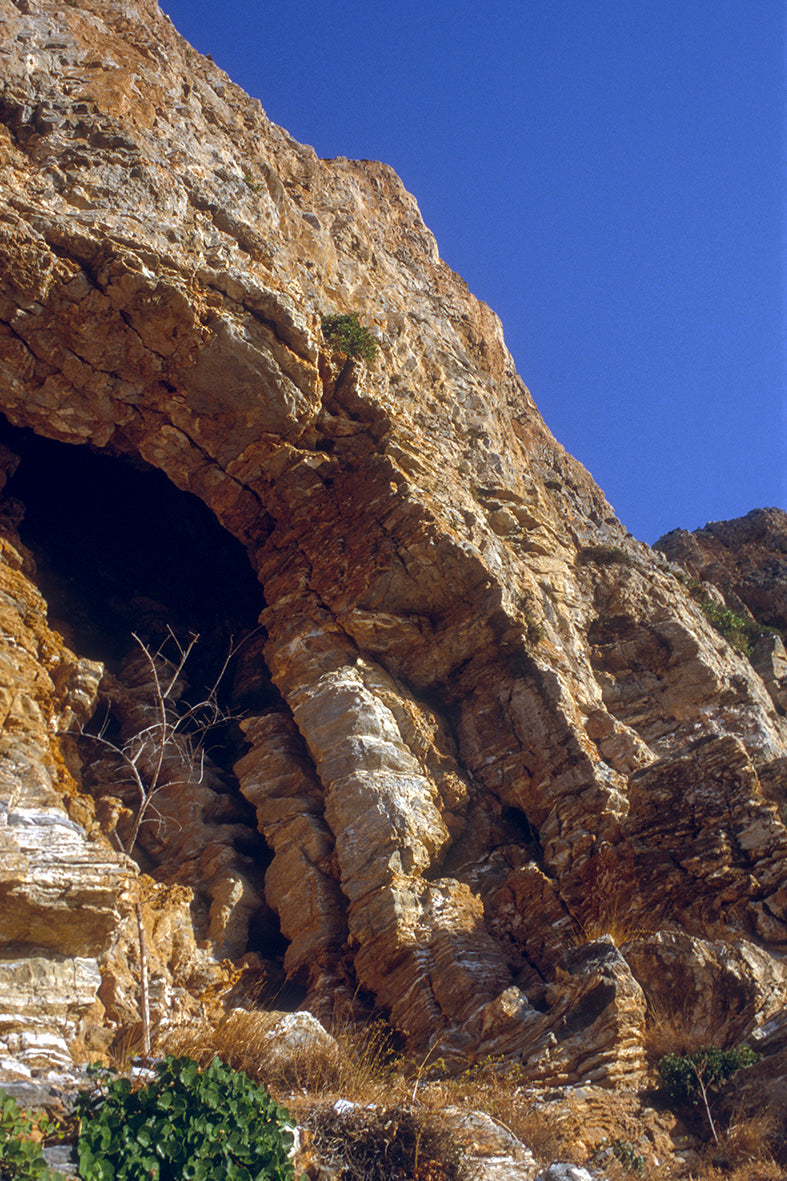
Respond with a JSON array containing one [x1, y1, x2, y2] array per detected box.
[[0, 420, 296, 975], [0, 422, 265, 686]]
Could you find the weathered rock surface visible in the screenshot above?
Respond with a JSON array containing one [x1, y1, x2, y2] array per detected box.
[[0, 0, 785, 1090], [656, 507, 787, 630], [0, 497, 231, 1068], [657, 508, 787, 718]]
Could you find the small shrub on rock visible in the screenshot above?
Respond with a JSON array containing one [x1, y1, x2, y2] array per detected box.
[[658, 1045, 759, 1144], [680, 578, 780, 656], [577, 544, 635, 567], [698, 600, 775, 656], [74, 1056, 299, 1180], [594, 1136, 645, 1174], [321, 313, 378, 365]]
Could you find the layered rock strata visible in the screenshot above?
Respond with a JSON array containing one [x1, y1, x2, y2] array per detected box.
[[0, 0, 785, 1084]]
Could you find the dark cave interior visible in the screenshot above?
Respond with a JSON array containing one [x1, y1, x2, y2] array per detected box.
[[0, 421, 265, 684]]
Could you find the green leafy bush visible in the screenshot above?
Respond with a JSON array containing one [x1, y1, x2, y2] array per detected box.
[[658, 1045, 759, 1143], [321, 313, 378, 365], [658, 1044, 758, 1106], [0, 1088, 67, 1180], [74, 1056, 300, 1181], [698, 599, 775, 656]]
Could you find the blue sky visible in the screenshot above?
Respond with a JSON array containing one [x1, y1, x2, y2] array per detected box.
[[160, 0, 785, 544]]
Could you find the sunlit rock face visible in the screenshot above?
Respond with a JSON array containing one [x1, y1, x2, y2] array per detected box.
[[0, 0, 785, 1083], [656, 508, 787, 631]]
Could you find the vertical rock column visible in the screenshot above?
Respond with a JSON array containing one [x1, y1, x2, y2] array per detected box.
[[234, 709, 351, 1020], [259, 596, 513, 1044]]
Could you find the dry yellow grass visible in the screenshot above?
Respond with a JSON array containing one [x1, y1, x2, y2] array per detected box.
[[160, 1016, 612, 1171], [161, 1009, 409, 1104], [571, 891, 660, 949], [684, 1102, 783, 1180], [156, 1010, 783, 1181], [687, 1161, 784, 1181]]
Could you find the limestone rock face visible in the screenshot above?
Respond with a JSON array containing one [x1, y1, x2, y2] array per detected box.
[[0, 0, 785, 1084], [0, 489, 134, 1068]]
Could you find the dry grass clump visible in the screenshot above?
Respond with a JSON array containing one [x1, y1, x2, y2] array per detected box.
[[416, 1057, 611, 1172], [569, 889, 659, 949], [161, 1010, 408, 1104], [656, 1095, 785, 1180], [689, 1156, 784, 1181], [488, 1102, 581, 1167], [641, 994, 751, 1069], [303, 1103, 471, 1181], [720, 1107, 781, 1169]]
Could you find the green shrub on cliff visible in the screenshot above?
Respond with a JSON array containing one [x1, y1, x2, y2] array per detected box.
[[698, 599, 775, 656], [681, 578, 779, 656], [321, 312, 378, 364]]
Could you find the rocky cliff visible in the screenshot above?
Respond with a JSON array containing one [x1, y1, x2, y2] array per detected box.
[[1, 0, 786, 1089]]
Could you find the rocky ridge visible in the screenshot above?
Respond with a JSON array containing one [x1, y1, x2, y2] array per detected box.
[[0, 0, 785, 1129]]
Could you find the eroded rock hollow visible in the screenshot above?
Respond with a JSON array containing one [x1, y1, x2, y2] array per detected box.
[[0, 0, 785, 1085]]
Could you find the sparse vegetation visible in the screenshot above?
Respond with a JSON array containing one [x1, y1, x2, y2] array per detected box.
[[592, 1136, 645, 1174], [82, 1012, 781, 1180], [516, 591, 545, 646], [74, 629, 239, 859], [162, 1016, 476, 1180], [679, 578, 780, 656], [73, 629, 247, 1056], [708, 1102, 782, 1174], [304, 1103, 469, 1181], [577, 544, 635, 567], [321, 313, 378, 365], [162, 1010, 405, 1104], [525, 617, 545, 646], [9, 1009, 771, 1180], [160, 1018, 580, 1174], [658, 1045, 759, 1145], [698, 600, 775, 656]]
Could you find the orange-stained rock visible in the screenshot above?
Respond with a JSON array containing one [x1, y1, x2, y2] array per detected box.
[[234, 709, 350, 1015], [0, 0, 786, 1085]]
